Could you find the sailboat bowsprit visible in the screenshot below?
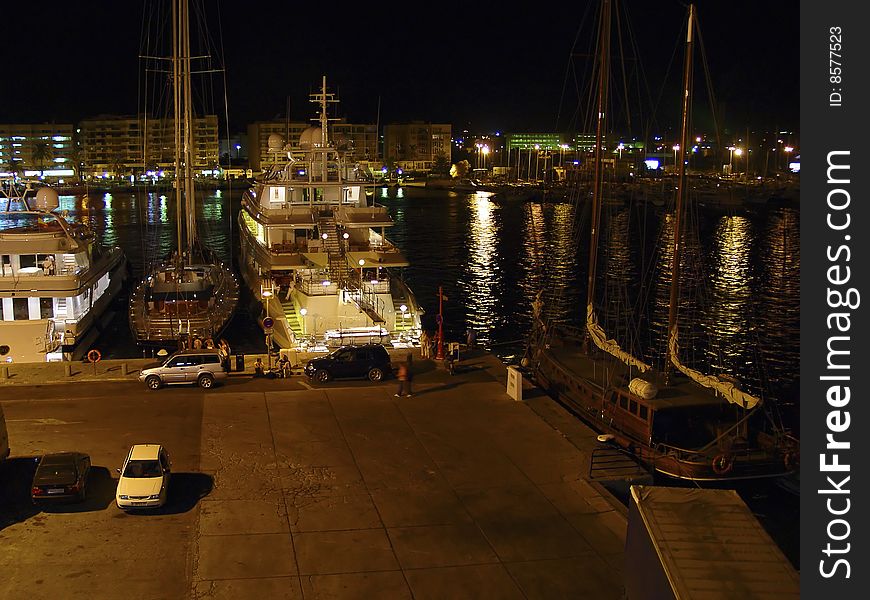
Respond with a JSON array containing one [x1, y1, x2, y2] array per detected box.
[[526, 2, 798, 483], [129, 0, 239, 347]]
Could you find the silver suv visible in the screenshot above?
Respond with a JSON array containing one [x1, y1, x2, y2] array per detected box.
[[139, 350, 228, 390]]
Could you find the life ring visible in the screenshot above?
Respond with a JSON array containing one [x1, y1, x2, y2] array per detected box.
[[87, 349, 102, 363], [783, 451, 799, 471], [712, 454, 733, 475]]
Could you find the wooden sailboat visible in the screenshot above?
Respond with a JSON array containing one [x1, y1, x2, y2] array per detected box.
[[526, 1, 798, 482], [129, 0, 238, 348]]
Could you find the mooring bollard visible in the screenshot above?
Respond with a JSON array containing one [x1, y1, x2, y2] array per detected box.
[[121, 363, 128, 376], [0, 365, 8, 379], [64, 363, 73, 377]]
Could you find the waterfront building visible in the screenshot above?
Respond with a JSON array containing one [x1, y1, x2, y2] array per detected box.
[[248, 120, 378, 173], [77, 115, 219, 179], [383, 122, 452, 174], [0, 123, 77, 180]]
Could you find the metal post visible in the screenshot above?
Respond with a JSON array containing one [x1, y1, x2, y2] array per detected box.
[[436, 286, 444, 360]]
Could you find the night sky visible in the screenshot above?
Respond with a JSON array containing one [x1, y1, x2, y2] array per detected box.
[[4, 1, 798, 136]]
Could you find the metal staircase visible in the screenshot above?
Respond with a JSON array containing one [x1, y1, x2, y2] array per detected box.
[[280, 298, 303, 339], [392, 297, 412, 331], [316, 215, 346, 284]]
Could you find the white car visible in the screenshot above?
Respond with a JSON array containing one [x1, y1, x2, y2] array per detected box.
[[116, 444, 171, 510]]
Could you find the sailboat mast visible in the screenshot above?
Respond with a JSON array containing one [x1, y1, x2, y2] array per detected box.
[[585, 0, 611, 328], [182, 0, 196, 260], [665, 4, 695, 378], [172, 0, 183, 259]]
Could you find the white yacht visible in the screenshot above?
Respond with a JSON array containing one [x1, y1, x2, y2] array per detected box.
[[239, 77, 422, 350], [0, 180, 127, 362]]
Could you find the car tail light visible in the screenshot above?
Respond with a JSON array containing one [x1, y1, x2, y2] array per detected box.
[[32, 487, 43, 495]]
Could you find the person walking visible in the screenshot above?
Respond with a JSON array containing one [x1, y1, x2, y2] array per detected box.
[[253, 358, 264, 377], [395, 354, 413, 397]]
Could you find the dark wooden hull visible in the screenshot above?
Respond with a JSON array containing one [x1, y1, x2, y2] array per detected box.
[[531, 336, 797, 483]]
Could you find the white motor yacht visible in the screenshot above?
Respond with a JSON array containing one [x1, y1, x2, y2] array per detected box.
[[0, 180, 127, 362], [238, 77, 422, 351]]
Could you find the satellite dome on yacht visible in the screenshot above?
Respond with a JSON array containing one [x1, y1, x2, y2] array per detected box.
[[34, 187, 60, 211], [299, 126, 323, 148], [267, 133, 285, 151]]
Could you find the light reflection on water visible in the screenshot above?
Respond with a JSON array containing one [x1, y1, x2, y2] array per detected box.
[[462, 192, 500, 344]]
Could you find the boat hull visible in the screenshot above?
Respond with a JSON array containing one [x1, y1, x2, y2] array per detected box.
[[530, 333, 797, 484]]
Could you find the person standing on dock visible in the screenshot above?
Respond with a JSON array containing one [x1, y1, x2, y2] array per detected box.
[[466, 328, 476, 350], [419, 330, 430, 359]]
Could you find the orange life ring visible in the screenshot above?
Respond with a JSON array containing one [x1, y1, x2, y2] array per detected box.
[[712, 454, 733, 475], [783, 451, 799, 471], [87, 349, 102, 363]]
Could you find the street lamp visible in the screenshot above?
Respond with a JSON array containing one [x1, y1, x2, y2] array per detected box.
[[481, 145, 490, 173], [534, 144, 541, 181], [783, 146, 793, 172], [299, 307, 307, 335], [672, 145, 680, 170], [358, 258, 365, 286], [400, 304, 407, 331], [262, 289, 273, 371]]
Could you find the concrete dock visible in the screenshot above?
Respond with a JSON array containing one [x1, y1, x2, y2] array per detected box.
[[1, 350, 628, 599]]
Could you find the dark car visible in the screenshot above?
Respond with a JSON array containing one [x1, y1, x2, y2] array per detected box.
[[304, 343, 392, 383], [31, 452, 91, 503]]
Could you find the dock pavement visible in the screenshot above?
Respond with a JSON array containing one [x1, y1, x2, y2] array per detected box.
[[1, 348, 629, 599]]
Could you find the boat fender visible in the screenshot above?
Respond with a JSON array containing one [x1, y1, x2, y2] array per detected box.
[[628, 378, 658, 400], [783, 451, 799, 471], [712, 454, 733, 475]]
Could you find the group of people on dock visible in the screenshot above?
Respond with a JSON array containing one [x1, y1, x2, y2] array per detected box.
[[253, 354, 291, 378]]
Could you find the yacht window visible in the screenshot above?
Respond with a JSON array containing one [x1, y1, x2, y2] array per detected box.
[[20, 255, 37, 269], [639, 405, 649, 421], [13, 298, 29, 320], [40, 298, 53, 319], [629, 400, 638, 415], [619, 396, 628, 410], [1, 255, 10, 276]]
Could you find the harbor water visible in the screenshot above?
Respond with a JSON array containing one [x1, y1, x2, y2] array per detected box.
[[61, 184, 798, 416]]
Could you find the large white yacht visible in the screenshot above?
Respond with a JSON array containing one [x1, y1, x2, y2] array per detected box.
[[0, 180, 127, 362], [239, 77, 422, 350]]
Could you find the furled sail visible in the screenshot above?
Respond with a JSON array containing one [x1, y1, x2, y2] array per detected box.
[[668, 327, 761, 409], [586, 304, 651, 373]]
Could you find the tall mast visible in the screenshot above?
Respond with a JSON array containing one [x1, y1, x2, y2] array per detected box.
[[584, 0, 611, 341], [665, 4, 695, 379], [182, 0, 196, 260], [172, 0, 183, 258]]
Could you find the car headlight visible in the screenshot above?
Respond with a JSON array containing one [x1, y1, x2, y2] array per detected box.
[[119, 495, 129, 500], [148, 494, 161, 500]]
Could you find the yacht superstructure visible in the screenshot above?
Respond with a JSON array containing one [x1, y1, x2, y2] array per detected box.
[[0, 181, 127, 362], [239, 77, 422, 350]]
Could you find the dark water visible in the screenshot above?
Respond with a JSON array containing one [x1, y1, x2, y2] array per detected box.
[[59, 184, 799, 409]]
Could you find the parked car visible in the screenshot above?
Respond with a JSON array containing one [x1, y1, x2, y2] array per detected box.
[[116, 444, 171, 510], [139, 349, 228, 390], [31, 452, 91, 504], [303, 343, 392, 383]]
